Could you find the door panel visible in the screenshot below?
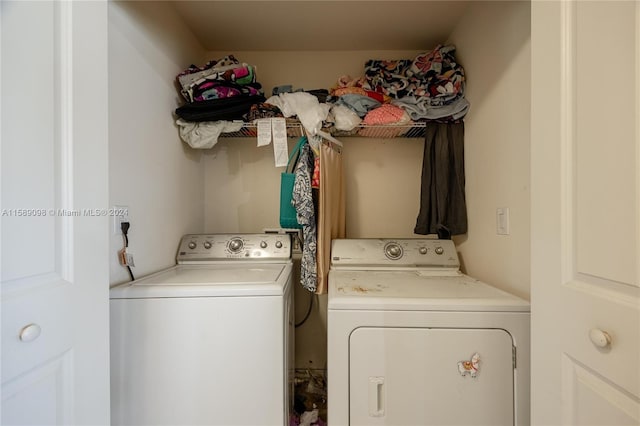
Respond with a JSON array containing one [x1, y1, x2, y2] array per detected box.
[[1, 1, 57, 281], [531, 1, 640, 424], [2, 353, 73, 426], [574, 0, 638, 286], [1, 1, 110, 424], [349, 327, 514, 426], [562, 355, 638, 426]]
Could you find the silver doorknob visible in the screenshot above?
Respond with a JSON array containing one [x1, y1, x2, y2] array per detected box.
[[589, 328, 612, 348]]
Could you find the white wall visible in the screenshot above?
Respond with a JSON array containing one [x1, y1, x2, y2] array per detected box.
[[449, 0, 531, 300], [108, 1, 206, 284]]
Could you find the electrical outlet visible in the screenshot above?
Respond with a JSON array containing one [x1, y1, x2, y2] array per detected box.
[[113, 205, 129, 235]]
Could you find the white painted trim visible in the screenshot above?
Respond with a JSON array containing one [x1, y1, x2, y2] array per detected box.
[[55, 0, 74, 283], [564, 279, 639, 309], [561, 353, 577, 425], [1, 273, 70, 300], [0, 2, 4, 294], [636, 0, 640, 288]]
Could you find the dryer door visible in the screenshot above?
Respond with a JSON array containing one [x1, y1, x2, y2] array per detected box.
[[350, 327, 515, 426]]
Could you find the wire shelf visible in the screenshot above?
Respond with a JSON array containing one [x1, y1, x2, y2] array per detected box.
[[220, 121, 429, 139]]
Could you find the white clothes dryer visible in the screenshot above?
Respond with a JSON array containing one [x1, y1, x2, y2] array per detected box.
[[327, 238, 530, 426], [110, 233, 294, 426]]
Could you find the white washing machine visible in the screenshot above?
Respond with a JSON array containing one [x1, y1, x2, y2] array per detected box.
[[327, 238, 530, 426], [110, 233, 294, 426]]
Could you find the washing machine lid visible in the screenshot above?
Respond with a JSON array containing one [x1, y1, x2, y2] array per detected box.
[[328, 270, 530, 312], [110, 263, 291, 299]]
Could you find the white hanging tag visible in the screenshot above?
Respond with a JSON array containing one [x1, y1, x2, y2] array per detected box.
[[256, 118, 272, 147], [272, 117, 289, 167]]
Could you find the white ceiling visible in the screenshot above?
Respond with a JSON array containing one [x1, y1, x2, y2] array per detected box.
[[170, 1, 471, 52]]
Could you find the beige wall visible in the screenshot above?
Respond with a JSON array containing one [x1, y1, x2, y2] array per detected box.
[[108, 1, 206, 284], [202, 50, 426, 237], [449, 0, 531, 300]]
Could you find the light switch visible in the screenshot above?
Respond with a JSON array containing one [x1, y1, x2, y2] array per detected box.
[[496, 207, 510, 235]]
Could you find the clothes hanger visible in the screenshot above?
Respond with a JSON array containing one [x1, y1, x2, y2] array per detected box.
[[316, 129, 343, 147], [313, 129, 343, 154]]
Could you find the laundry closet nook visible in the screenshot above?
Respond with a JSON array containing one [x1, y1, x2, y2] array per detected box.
[[4, 1, 639, 425], [108, 0, 531, 412]]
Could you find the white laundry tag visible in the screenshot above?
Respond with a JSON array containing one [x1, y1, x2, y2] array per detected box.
[[272, 117, 289, 167], [256, 118, 272, 147]]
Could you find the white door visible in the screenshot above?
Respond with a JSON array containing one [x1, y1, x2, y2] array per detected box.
[[1, 1, 110, 425], [349, 328, 515, 426], [531, 1, 640, 424]]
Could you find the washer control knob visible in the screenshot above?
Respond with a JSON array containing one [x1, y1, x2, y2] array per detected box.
[[275, 241, 283, 249], [384, 243, 403, 260], [419, 247, 428, 255], [188, 241, 197, 250], [435, 246, 444, 255], [228, 238, 244, 253], [260, 241, 267, 249], [203, 241, 212, 249]]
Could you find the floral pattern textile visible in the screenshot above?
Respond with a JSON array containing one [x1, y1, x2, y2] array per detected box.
[[363, 46, 464, 101], [292, 143, 318, 292], [406, 45, 465, 107], [363, 59, 413, 98], [176, 55, 240, 90]]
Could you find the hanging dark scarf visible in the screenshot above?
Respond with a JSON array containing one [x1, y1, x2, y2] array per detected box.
[[414, 121, 468, 236]]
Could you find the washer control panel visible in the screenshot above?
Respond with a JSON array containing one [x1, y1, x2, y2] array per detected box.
[[331, 238, 460, 268], [177, 234, 291, 262]]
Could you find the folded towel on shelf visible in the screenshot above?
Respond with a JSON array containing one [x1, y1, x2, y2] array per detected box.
[[331, 94, 381, 118], [358, 104, 412, 137], [392, 95, 470, 121]]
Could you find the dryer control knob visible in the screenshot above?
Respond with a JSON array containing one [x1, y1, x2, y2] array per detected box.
[[228, 238, 244, 253], [203, 241, 212, 249], [384, 243, 403, 260], [275, 241, 283, 249], [435, 246, 444, 255], [188, 241, 197, 250], [419, 247, 428, 255], [260, 241, 267, 248]]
